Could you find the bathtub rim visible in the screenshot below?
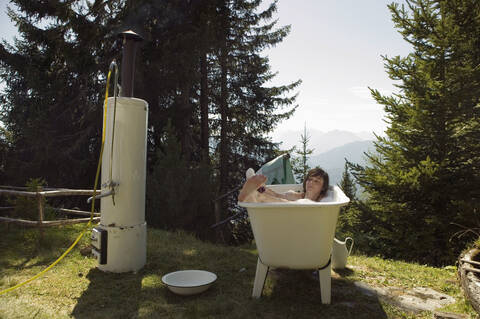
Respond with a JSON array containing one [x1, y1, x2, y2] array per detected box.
[[238, 200, 349, 208], [238, 185, 350, 208]]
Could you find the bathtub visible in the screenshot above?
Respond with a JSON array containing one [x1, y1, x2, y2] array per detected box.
[[238, 184, 350, 304]]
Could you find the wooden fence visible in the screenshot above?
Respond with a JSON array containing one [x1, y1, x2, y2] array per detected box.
[[0, 186, 100, 227]]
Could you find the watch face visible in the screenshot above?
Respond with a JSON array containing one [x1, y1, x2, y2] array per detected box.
[[257, 186, 266, 193]]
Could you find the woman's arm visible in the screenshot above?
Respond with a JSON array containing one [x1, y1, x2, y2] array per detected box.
[[238, 173, 303, 202], [255, 191, 290, 202], [263, 188, 303, 201]]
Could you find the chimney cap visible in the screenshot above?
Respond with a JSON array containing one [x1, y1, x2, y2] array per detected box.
[[119, 29, 143, 42]]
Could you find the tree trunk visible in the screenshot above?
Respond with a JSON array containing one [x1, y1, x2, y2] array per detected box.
[[177, 79, 193, 160], [216, 37, 229, 243], [219, 48, 228, 193], [200, 52, 210, 162]]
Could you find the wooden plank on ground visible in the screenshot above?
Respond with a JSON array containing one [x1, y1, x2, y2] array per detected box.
[[460, 258, 480, 267]]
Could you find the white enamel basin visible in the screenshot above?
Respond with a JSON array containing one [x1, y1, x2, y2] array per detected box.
[[161, 270, 217, 296]]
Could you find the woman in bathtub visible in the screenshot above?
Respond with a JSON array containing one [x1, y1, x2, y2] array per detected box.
[[238, 167, 329, 203]]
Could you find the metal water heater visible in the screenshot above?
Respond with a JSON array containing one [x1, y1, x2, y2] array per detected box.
[[91, 30, 148, 273]]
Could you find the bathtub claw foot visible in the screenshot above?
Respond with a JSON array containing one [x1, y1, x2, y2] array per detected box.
[[252, 258, 269, 298]]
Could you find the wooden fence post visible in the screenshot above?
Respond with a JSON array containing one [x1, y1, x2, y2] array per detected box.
[[37, 186, 44, 238]]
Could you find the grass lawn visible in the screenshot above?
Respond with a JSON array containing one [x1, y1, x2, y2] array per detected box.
[[0, 224, 477, 319]]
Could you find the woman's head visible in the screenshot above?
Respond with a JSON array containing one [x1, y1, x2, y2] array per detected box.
[[303, 167, 329, 201]]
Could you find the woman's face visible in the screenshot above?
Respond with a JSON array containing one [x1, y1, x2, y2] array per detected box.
[[305, 175, 324, 200]]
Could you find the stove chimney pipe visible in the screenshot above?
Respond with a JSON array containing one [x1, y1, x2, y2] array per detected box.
[[119, 30, 143, 97]]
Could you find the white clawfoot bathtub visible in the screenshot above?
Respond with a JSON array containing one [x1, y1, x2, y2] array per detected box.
[[238, 184, 350, 304]]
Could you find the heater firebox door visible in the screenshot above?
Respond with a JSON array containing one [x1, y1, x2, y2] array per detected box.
[[91, 227, 108, 264]]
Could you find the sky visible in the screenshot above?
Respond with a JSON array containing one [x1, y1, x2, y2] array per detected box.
[[0, 1, 16, 44], [263, 0, 412, 137], [0, 0, 412, 136]]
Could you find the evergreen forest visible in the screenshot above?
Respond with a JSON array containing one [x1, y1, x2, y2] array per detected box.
[[0, 0, 299, 243]]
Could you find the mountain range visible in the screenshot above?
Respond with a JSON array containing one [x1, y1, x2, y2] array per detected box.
[[272, 129, 378, 185], [308, 140, 375, 185], [272, 129, 375, 154]]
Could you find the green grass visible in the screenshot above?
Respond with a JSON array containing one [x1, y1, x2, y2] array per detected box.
[[0, 224, 477, 319]]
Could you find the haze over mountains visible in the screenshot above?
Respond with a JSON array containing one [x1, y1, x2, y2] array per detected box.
[[272, 129, 378, 185], [308, 140, 375, 185], [272, 129, 375, 153]]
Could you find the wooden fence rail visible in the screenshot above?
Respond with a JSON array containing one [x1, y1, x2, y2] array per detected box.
[[0, 189, 97, 197], [0, 186, 100, 228]]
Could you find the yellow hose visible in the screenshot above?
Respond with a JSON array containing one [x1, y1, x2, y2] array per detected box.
[[0, 69, 113, 296]]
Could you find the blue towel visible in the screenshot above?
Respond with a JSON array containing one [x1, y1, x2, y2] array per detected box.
[[257, 154, 295, 185]]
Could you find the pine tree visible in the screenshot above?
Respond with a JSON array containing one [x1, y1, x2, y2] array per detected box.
[[339, 161, 357, 201], [209, 0, 300, 235], [291, 123, 314, 183], [336, 161, 359, 240], [0, 0, 121, 188], [349, 0, 480, 265], [133, 0, 208, 162]]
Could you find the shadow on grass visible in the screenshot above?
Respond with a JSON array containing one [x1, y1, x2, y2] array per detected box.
[[333, 267, 354, 277], [71, 268, 143, 319], [265, 269, 388, 319], [0, 224, 89, 270]]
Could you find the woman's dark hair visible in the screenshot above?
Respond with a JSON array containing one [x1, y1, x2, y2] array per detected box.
[[302, 167, 329, 200]]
